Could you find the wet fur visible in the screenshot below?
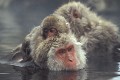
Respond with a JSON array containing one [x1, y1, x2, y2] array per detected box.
[[31, 33, 86, 71], [10, 1, 120, 70], [54, 1, 120, 55]]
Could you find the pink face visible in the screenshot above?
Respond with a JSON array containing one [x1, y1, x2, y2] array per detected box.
[[55, 44, 77, 69]]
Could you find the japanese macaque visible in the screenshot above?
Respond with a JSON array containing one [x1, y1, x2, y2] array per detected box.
[[13, 66, 87, 80], [51, 1, 120, 67], [31, 34, 86, 71], [11, 33, 87, 71], [54, 1, 120, 54], [41, 14, 70, 39], [10, 13, 87, 70], [9, 1, 120, 70], [11, 14, 71, 62]]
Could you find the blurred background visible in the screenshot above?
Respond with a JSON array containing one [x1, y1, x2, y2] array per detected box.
[[0, 0, 120, 54], [0, 0, 120, 80]]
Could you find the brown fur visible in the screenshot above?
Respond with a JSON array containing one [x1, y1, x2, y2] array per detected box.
[[54, 1, 120, 54], [31, 33, 86, 70], [11, 1, 120, 70]]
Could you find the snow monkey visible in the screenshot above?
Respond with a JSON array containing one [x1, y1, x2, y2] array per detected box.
[[31, 34, 86, 71], [10, 1, 120, 70], [54, 1, 120, 57], [12, 33, 86, 71], [11, 14, 71, 63], [50, 1, 120, 68], [11, 14, 86, 71]]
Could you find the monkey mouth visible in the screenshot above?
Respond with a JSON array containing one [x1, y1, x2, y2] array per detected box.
[[64, 62, 77, 70]]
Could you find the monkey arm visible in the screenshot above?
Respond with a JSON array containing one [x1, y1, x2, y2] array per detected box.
[[31, 38, 54, 68], [11, 26, 41, 62]]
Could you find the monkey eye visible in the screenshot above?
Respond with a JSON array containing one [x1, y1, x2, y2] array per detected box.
[[49, 28, 57, 33], [58, 49, 66, 54], [73, 13, 78, 18], [67, 45, 74, 52]]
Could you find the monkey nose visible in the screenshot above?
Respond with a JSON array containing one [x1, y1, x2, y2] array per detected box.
[[67, 54, 73, 62], [69, 60, 73, 62], [68, 58, 73, 62]]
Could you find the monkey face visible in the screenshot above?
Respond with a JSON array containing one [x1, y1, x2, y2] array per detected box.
[[46, 34, 86, 71], [43, 27, 58, 39], [41, 14, 71, 39], [55, 44, 77, 69]]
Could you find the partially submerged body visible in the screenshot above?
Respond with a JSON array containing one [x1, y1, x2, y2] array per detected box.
[[7, 1, 120, 71]]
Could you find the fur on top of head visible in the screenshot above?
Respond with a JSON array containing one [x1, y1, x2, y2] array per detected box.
[[41, 14, 71, 34]]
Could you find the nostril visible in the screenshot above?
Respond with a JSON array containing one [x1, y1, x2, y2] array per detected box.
[[69, 58, 73, 62], [67, 54, 73, 62]]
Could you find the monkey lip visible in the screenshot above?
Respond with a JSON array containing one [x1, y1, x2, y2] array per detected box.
[[65, 61, 76, 69]]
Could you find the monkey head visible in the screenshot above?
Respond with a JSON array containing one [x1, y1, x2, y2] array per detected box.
[[40, 14, 71, 39], [32, 33, 86, 71], [54, 2, 97, 38]]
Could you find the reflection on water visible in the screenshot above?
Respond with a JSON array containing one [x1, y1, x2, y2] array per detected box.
[[0, 61, 120, 80], [0, 0, 120, 80], [118, 62, 120, 71], [13, 66, 87, 80]]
